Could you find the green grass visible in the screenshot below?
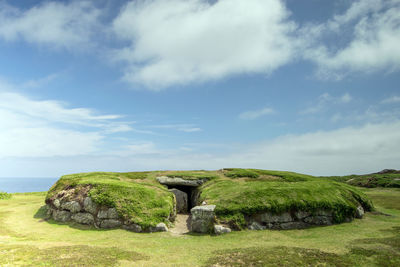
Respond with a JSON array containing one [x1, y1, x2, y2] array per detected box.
[[46, 169, 374, 230], [322, 170, 400, 188], [199, 178, 372, 228], [0, 191, 11, 200], [46, 172, 174, 228], [0, 189, 399, 266]]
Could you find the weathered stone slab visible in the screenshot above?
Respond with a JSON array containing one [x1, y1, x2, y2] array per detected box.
[[53, 210, 71, 222], [169, 188, 188, 213], [123, 224, 142, 233], [83, 197, 98, 214], [157, 176, 207, 187], [355, 206, 364, 219], [257, 212, 292, 223], [190, 205, 216, 233], [71, 212, 94, 225], [53, 199, 61, 209], [100, 219, 122, 228], [98, 208, 119, 219], [61, 201, 81, 213], [248, 221, 266, 230], [304, 216, 333, 225]]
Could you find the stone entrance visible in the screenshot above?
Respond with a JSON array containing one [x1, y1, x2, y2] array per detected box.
[[156, 176, 206, 214]]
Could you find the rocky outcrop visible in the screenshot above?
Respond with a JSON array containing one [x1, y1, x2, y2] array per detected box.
[[46, 187, 168, 233], [190, 205, 216, 233], [156, 176, 208, 187], [169, 188, 188, 213], [246, 208, 362, 230]]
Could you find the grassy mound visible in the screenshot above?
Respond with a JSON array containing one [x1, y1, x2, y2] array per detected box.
[[322, 169, 400, 188], [47, 169, 372, 230]]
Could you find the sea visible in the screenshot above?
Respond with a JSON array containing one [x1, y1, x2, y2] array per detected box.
[[0, 177, 58, 193]]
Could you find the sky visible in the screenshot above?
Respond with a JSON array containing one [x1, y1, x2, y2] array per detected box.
[[0, 0, 399, 177]]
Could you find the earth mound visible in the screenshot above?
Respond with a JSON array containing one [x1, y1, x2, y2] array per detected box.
[[45, 169, 373, 233]]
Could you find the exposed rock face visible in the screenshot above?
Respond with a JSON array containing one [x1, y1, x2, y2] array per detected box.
[[83, 197, 97, 214], [190, 205, 216, 233], [61, 201, 81, 213], [157, 176, 207, 187], [214, 225, 231, 235], [71, 212, 94, 225], [169, 188, 188, 213], [47, 189, 168, 233], [52, 210, 71, 222], [247, 209, 353, 230], [98, 208, 119, 219]]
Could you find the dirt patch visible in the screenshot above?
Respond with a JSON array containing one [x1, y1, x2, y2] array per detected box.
[[170, 214, 190, 235]]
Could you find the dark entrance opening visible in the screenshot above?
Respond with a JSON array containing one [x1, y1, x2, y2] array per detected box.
[[166, 185, 198, 213]]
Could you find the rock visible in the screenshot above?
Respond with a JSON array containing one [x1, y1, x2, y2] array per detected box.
[[156, 176, 207, 187], [214, 225, 231, 235], [53, 210, 71, 222], [279, 222, 308, 230], [83, 197, 98, 214], [190, 205, 216, 233], [294, 211, 311, 220], [155, 223, 168, 232], [98, 208, 119, 219], [314, 209, 333, 217], [123, 224, 142, 233], [169, 188, 188, 213], [53, 199, 61, 209], [355, 206, 364, 219], [61, 201, 81, 213], [71, 212, 94, 225], [258, 212, 292, 223], [248, 222, 266, 230], [100, 219, 122, 228], [304, 216, 332, 225]]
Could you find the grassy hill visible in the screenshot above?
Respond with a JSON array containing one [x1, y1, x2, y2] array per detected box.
[[46, 168, 373, 229], [321, 169, 400, 188]]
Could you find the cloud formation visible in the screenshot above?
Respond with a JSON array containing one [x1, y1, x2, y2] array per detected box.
[[112, 0, 297, 89], [239, 107, 275, 120], [0, 1, 101, 50]]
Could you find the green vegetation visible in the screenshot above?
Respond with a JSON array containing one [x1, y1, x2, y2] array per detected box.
[[322, 169, 400, 188], [199, 178, 372, 228], [46, 169, 374, 230], [46, 172, 174, 228], [0, 191, 11, 200], [0, 187, 399, 266]]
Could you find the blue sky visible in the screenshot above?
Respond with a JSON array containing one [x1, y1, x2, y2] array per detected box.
[[0, 0, 399, 177]]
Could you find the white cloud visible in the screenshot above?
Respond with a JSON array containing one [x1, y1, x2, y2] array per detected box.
[[239, 107, 275, 120], [112, 0, 297, 89], [382, 96, 400, 104], [0, 1, 101, 50], [301, 93, 352, 114], [149, 124, 202, 132], [304, 0, 400, 79], [0, 82, 132, 158]]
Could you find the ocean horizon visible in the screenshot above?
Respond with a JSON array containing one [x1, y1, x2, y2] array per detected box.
[[0, 177, 58, 193]]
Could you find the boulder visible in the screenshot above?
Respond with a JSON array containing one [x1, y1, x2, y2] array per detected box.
[[248, 222, 266, 230], [154, 223, 168, 232], [83, 197, 98, 214], [100, 219, 122, 229], [169, 188, 188, 213], [279, 222, 308, 230], [304, 216, 333, 225], [98, 208, 119, 219], [53, 199, 61, 209], [257, 212, 292, 223], [71, 212, 94, 225], [61, 201, 81, 213], [294, 211, 311, 220], [156, 176, 206, 187], [53, 210, 71, 222], [190, 205, 216, 233], [123, 224, 142, 233], [214, 225, 231, 235], [355, 206, 364, 219]]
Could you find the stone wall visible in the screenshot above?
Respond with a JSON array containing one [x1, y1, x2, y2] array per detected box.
[[46, 187, 169, 233]]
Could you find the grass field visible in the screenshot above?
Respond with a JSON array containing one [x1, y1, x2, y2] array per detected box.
[[0, 188, 399, 266]]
